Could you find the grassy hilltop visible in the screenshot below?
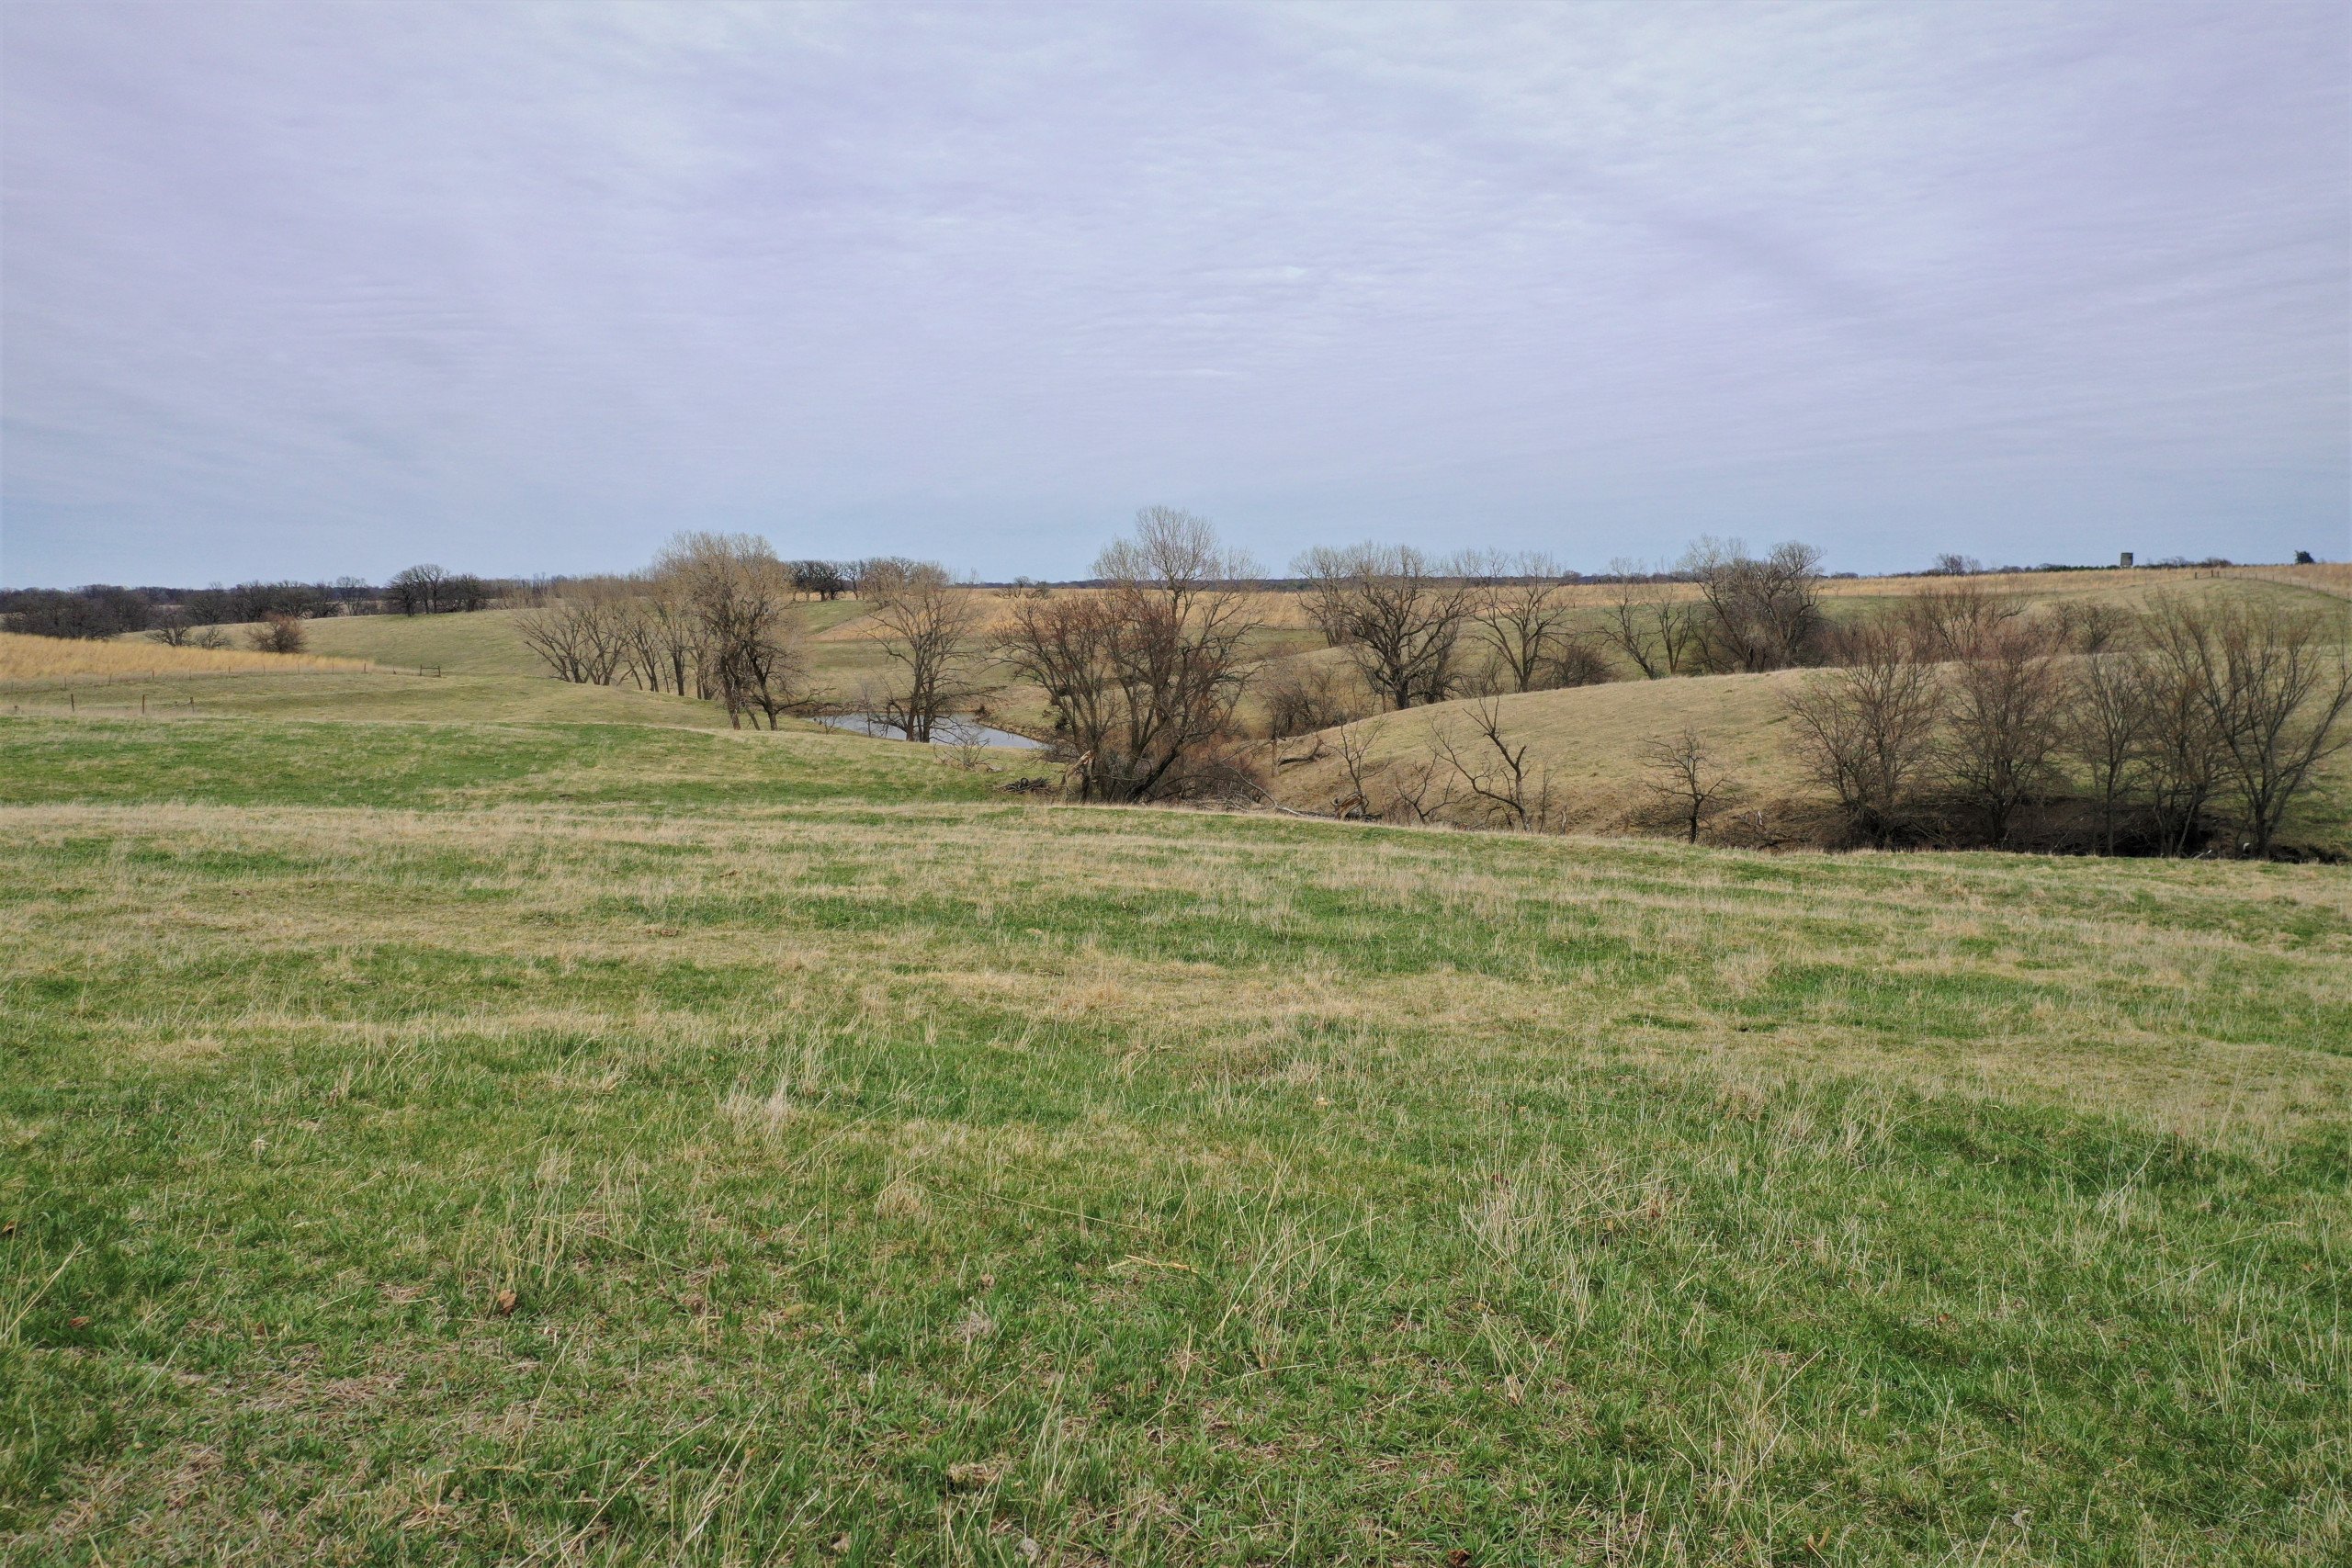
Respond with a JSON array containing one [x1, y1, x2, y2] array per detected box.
[[2, 636, 2348, 1567]]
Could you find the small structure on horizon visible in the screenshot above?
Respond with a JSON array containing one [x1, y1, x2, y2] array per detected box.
[[2119, 550, 2134, 568]]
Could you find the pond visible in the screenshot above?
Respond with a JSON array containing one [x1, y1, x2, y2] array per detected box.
[[814, 713, 1049, 750]]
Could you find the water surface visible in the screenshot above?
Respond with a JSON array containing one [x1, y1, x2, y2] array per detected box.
[[815, 713, 1047, 750]]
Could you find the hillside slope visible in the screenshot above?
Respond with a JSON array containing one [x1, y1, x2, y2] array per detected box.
[[1265, 659, 2352, 852], [1267, 669, 1810, 829]]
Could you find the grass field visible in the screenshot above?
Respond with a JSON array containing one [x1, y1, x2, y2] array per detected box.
[[262, 610, 548, 676], [3, 697, 2347, 1565]]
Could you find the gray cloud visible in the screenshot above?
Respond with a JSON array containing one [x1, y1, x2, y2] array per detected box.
[[3, 0, 2344, 584]]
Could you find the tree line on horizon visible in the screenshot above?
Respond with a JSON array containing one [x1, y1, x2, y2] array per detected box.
[[0, 567, 501, 640], [6, 539, 2309, 646]]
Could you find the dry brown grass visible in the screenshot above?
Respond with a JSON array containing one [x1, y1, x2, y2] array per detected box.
[[1811, 561, 2352, 603], [1266, 669, 1814, 827], [0, 629, 363, 683]]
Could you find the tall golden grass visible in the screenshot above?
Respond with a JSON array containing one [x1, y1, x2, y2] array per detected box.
[[0, 629, 364, 683]]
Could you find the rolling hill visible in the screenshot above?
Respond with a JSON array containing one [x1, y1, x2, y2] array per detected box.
[[2, 698, 2345, 1563]]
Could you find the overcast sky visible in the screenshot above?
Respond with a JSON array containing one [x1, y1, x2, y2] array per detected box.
[[2, 1, 2345, 587]]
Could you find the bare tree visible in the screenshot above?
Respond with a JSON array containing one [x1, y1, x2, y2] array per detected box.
[[1939, 618, 2069, 845], [656, 533, 806, 728], [2137, 604, 2227, 855], [1639, 728, 1740, 843], [1900, 577, 2026, 663], [516, 598, 590, 682], [862, 560, 985, 742], [1381, 750, 1454, 826], [1468, 551, 1585, 693], [1332, 722, 1379, 818], [1784, 621, 1942, 847], [1598, 558, 1696, 679], [147, 607, 194, 648], [522, 597, 593, 683], [2066, 650, 2153, 855], [517, 589, 630, 686], [2171, 597, 2352, 856], [2054, 598, 2127, 656], [1430, 697, 1551, 829], [1684, 538, 1826, 672], [616, 576, 701, 695], [1001, 507, 1263, 801], [1292, 544, 1475, 709]]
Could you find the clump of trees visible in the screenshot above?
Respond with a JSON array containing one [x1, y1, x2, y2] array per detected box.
[[662, 535, 807, 728], [1595, 539, 1826, 678], [1291, 545, 1611, 710], [791, 560, 849, 601], [1784, 585, 2350, 856], [515, 534, 808, 728], [1685, 539, 1827, 672], [1465, 551, 1608, 694], [387, 565, 492, 615], [1294, 544, 1476, 709], [1001, 507, 1262, 801], [0, 586, 156, 639]]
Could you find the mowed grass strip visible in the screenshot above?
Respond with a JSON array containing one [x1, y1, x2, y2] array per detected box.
[[1, 716, 2346, 1565]]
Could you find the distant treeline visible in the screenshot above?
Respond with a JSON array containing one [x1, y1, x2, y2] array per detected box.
[[10, 547, 2308, 643], [0, 565, 511, 638], [0, 556, 937, 641]]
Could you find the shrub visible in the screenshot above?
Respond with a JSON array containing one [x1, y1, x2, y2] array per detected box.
[[1262, 662, 1364, 739], [247, 613, 308, 655]]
